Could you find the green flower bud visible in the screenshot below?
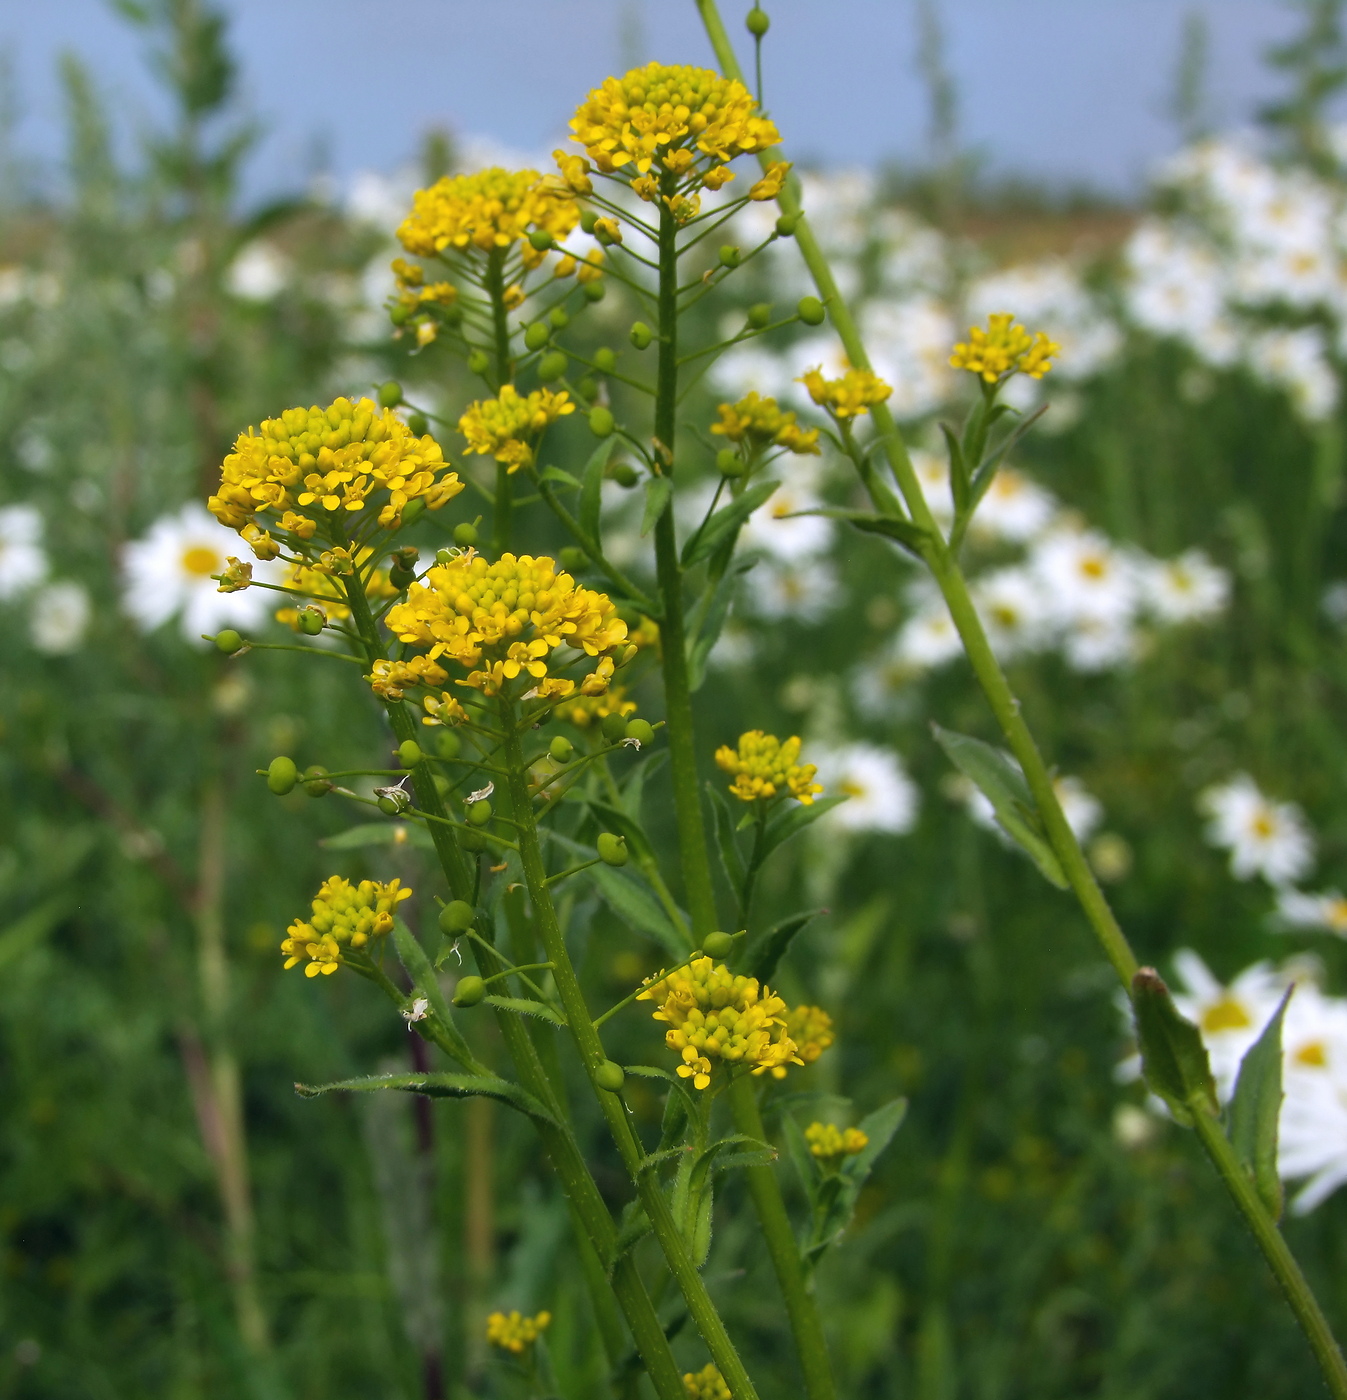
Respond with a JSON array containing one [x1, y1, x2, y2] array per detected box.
[[594, 1060, 626, 1092], [718, 244, 742, 268], [389, 564, 416, 591], [580, 209, 599, 234], [303, 764, 332, 798], [601, 712, 629, 744], [538, 349, 568, 382], [797, 295, 826, 326], [528, 228, 555, 252], [453, 975, 486, 1007], [593, 347, 617, 373], [467, 349, 490, 376], [577, 376, 598, 400], [611, 462, 639, 488], [549, 734, 575, 764], [298, 607, 324, 635], [746, 6, 770, 36], [775, 212, 801, 237], [436, 547, 454, 564], [400, 497, 427, 526], [747, 303, 772, 329], [549, 306, 570, 330], [716, 448, 746, 477], [378, 380, 404, 408], [701, 930, 735, 959], [596, 832, 628, 867], [559, 546, 589, 571], [583, 279, 606, 303], [625, 718, 655, 747], [629, 321, 653, 350], [453, 521, 479, 547], [407, 411, 429, 436], [266, 756, 298, 795], [461, 827, 487, 852], [214, 629, 243, 654], [389, 303, 410, 326], [439, 899, 476, 934], [588, 405, 615, 438], [398, 739, 423, 769], [466, 798, 492, 827], [524, 320, 551, 352], [436, 729, 462, 759]]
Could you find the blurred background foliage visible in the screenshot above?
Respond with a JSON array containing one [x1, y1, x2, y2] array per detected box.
[[4, 2, 1347, 1398]]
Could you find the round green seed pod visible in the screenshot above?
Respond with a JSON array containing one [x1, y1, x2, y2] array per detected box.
[[214, 629, 243, 654], [298, 607, 324, 635], [453, 521, 479, 547], [747, 303, 772, 329], [436, 729, 462, 759], [625, 718, 655, 746], [775, 212, 801, 237], [439, 899, 476, 934], [549, 306, 570, 330], [400, 498, 426, 527], [718, 244, 742, 268], [377, 795, 400, 815], [389, 565, 416, 591], [266, 756, 298, 795], [577, 378, 598, 402], [389, 303, 410, 326], [466, 798, 492, 827], [549, 734, 575, 764], [797, 295, 826, 326], [716, 448, 745, 477], [453, 975, 486, 1007], [524, 320, 550, 352], [594, 1060, 626, 1092], [528, 228, 554, 252], [406, 411, 429, 436], [588, 405, 615, 438], [701, 930, 735, 959], [580, 209, 599, 234], [611, 462, 639, 488], [601, 712, 629, 743], [629, 321, 653, 350], [746, 6, 770, 36], [558, 546, 588, 571], [538, 350, 568, 382], [303, 765, 332, 797], [596, 832, 628, 867], [398, 739, 423, 769], [378, 380, 404, 408], [461, 827, 487, 852], [593, 347, 617, 373], [467, 349, 490, 376], [582, 279, 606, 303]]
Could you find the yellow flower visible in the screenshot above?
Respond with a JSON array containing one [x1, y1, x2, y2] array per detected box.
[[421, 691, 469, 727], [281, 876, 412, 978], [552, 149, 593, 195], [217, 557, 253, 593], [804, 1121, 869, 1165], [274, 552, 396, 631], [485, 1309, 551, 1355], [368, 655, 449, 701], [556, 684, 637, 729], [710, 392, 819, 456], [458, 385, 575, 475], [397, 167, 579, 261], [636, 955, 801, 1089], [683, 1364, 732, 1400], [715, 730, 823, 805], [949, 312, 1061, 383], [780, 1005, 835, 1076], [748, 161, 791, 201], [569, 62, 780, 185], [209, 397, 463, 544], [385, 551, 628, 700], [797, 366, 892, 420]]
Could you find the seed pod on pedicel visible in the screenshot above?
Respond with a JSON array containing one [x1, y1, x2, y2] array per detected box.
[[267, 756, 298, 795], [580, 208, 599, 234], [538, 350, 568, 382], [601, 712, 628, 743], [400, 498, 427, 528], [398, 739, 423, 769], [453, 975, 486, 1007], [797, 295, 826, 326], [594, 1060, 625, 1092], [588, 405, 615, 438], [629, 321, 653, 350], [453, 521, 478, 547], [461, 827, 487, 852], [596, 832, 628, 867], [466, 798, 493, 826], [701, 930, 734, 959], [528, 228, 555, 252], [625, 718, 655, 747], [378, 380, 404, 408], [298, 607, 324, 635], [716, 448, 745, 477], [746, 6, 770, 36], [549, 307, 570, 330], [439, 899, 475, 934], [406, 412, 429, 436], [549, 734, 575, 764], [747, 303, 772, 329], [718, 244, 742, 269], [303, 765, 332, 798], [524, 321, 550, 352], [558, 546, 588, 571], [593, 347, 617, 373], [214, 628, 244, 654], [467, 349, 490, 376], [775, 212, 801, 237], [582, 279, 605, 303], [610, 461, 639, 488]]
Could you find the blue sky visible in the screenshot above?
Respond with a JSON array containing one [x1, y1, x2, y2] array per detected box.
[[0, 2, 1309, 200]]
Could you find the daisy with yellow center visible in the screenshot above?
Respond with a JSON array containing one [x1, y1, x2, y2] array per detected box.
[[280, 876, 411, 978], [798, 366, 893, 420], [485, 1309, 551, 1354], [949, 313, 1061, 383], [711, 392, 820, 457], [458, 385, 575, 475], [715, 730, 823, 805]]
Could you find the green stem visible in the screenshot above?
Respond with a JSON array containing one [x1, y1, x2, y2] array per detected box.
[[503, 714, 761, 1400], [485, 248, 515, 555], [727, 1077, 836, 1400]]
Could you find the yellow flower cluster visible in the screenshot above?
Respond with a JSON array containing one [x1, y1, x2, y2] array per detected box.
[[805, 1121, 869, 1164], [368, 655, 449, 701], [569, 62, 780, 187], [485, 1309, 551, 1354], [458, 385, 575, 474], [711, 392, 820, 456], [683, 1364, 732, 1400], [949, 313, 1061, 383], [274, 554, 396, 631], [798, 367, 892, 420], [715, 731, 823, 805], [556, 684, 637, 729], [637, 955, 801, 1090], [397, 167, 579, 263], [281, 876, 412, 977], [787, 1004, 835, 1064], [209, 398, 463, 548], [385, 552, 628, 699]]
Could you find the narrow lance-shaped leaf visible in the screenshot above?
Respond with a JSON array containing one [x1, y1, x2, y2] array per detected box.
[[295, 1071, 557, 1126], [1132, 967, 1220, 1126], [393, 917, 476, 1067], [1230, 986, 1293, 1220], [322, 822, 435, 852], [578, 436, 615, 551], [706, 782, 747, 903], [743, 908, 826, 983], [681, 478, 779, 568], [641, 475, 674, 537]]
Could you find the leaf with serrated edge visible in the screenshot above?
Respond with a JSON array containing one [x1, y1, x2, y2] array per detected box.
[[1230, 986, 1293, 1220], [294, 1071, 556, 1125], [1132, 967, 1219, 1125], [482, 995, 567, 1028]]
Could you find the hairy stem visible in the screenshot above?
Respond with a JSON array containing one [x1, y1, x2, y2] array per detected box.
[[485, 248, 515, 554]]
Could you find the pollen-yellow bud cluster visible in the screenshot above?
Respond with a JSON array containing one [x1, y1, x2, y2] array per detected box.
[[715, 731, 823, 805], [458, 385, 575, 474], [485, 1310, 551, 1354], [384, 551, 627, 699], [556, 684, 637, 729], [805, 1121, 869, 1163], [787, 1004, 835, 1063], [798, 367, 892, 420], [274, 553, 396, 631], [949, 313, 1061, 383], [748, 161, 792, 201], [281, 876, 412, 977], [209, 397, 463, 546], [397, 167, 579, 264], [710, 392, 820, 456], [683, 1364, 732, 1400], [569, 62, 780, 187], [636, 955, 802, 1090], [368, 655, 449, 701]]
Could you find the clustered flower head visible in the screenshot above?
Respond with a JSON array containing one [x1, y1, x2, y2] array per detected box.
[[397, 167, 579, 264], [281, 876, 412, 977], [458, 385, 575, 474], [785, 1004, 835, 1065], [949, 312, 1061, 383], [715, 730, 823, 805], [637, 955, 802, 1089], [557, 684, 637, 729], [805, 1121, 869, 1165], [568, 62, 781, 196], [384, 551, 628, 700], [209, 397, 463, 552], [711, 392, 820, 456], [683, 1364, 732, 1400], [798, 366, 893, 420], [485, 1309, 551, 1355]]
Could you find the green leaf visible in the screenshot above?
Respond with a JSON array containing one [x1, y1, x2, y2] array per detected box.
[[686, 559, 754, 692], [760, 795, 849, 864], [1230, 987, 1292, 1220], [706, 783, 747, 903], [586, 864, 686, 960], [810, 508, 933, 560], [579, 437, 615, 550], [322, 822, 435, 851], [744, 909, 826, 983], [294, 1071, 556, 1125], [618, 748, 667, 823], [574, 796, 658, 868], [842, 1098, 908, 1184], [681, 478, 779, 568], [393, 918, 475, 1066], [482, 994, 568, 1029], [0, 897, 68, 974], [540, 465, 582, 489], [941, 421, 969, 517], [1131, 967, 1220, 1126], [641, 476, 674, 537], [613, 1199, 652, 1261], [931, 724, 1068, 889]]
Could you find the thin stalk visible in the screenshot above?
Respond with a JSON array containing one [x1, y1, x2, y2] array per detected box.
[[484, 249, 515, 554]]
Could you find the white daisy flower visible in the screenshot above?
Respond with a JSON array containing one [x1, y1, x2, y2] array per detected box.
[[738, 470, 833, 564], [740, 556, 840, 624], [225, 240, 291, 302], [910, 448, 954, 531], [813, 742, 919, 834], [1029, 526, 1139, 627], [1060, 611, 1139, 673], [1276, 889, 1347, 939], [1198, 773, 1315, 886], [893, 599, 962, 671], [972, 566, 1052, 661], [1138, 548, 1230, 624], [0, 504, 48, 599], [30, 580, 90, 654], [968, 468, 1057, 544]]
